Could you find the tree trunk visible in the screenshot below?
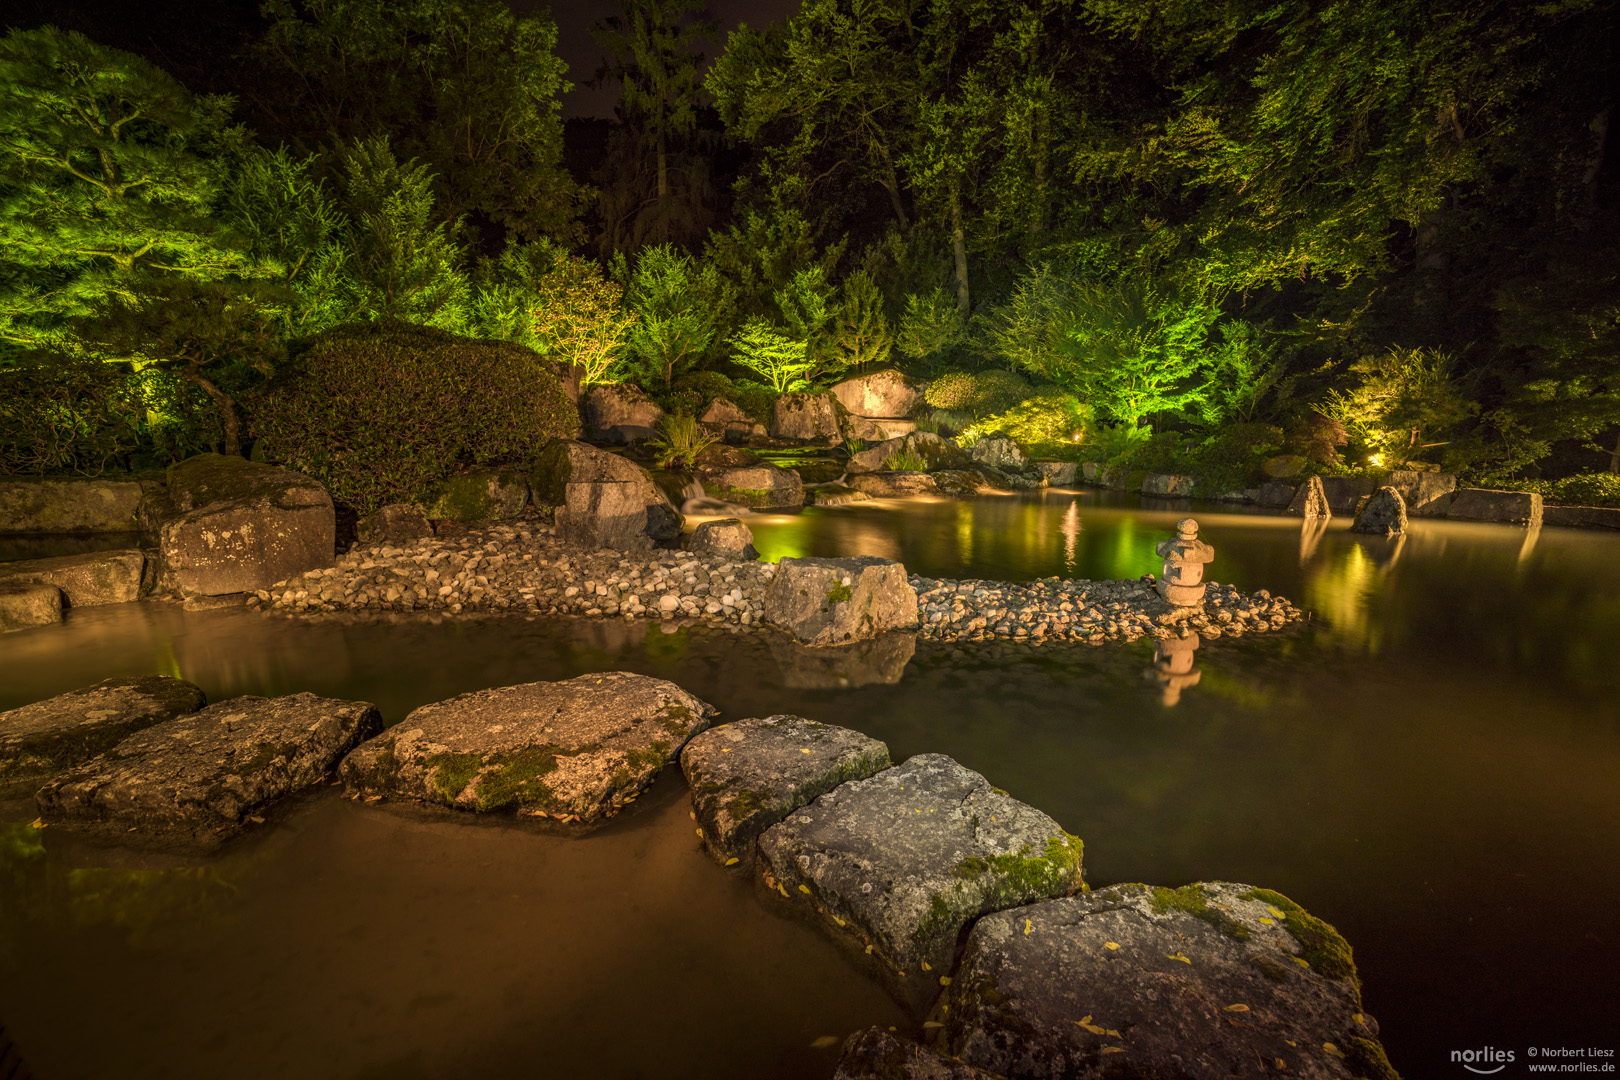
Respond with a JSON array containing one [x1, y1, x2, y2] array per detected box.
[[950, 182, 970, 317], [875, 142, 910, 231], [183, 366, 241, 457], [1607, 431, 1620, 474]]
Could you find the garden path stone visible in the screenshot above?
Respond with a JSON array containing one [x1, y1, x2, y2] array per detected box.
[[0, 549, 145, 607], [763, 555, 918, 645], [0, 674, 206, 798], [833, 1028, 998, 1080], [756, 753, 1084, 1013], [341, 672, 715, 825], [681, 714, 890, 867], [35, 691, 378, 846], [940, 881, 1394, 1080]]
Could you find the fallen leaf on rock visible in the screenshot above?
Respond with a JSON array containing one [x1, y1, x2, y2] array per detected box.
[[1223, 1004, 1250, 1013], [1167, 952, 1191, 964], [1323, 1043, 1346, 1059], [28, 818, 45, 830], [1104, 941, 1120, 950], [248, 815, 265, 824], [939, 976, 952, 986], [724, 857, 740, 867], [922, 1022, 944, 1031], [1024, 919, 1033, 935], [798, 884, 812, 895], [1100, 1047, 1124, 1055], [921, 960, 932, 971]]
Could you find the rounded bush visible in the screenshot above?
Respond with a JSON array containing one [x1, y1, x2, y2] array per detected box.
[[924, 369, 1033, 417], [251, 321, 579, 513]]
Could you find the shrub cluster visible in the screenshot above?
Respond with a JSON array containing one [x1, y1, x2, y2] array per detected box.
[[923, 369, 1033, 418], [961, 390, 1093, 459], [251, 322, 577, 513], [1510, 471, 1620, 507]]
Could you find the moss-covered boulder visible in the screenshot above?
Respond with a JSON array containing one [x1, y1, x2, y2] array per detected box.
[[0, 674, 206, 798], [940, 882, 1398, 1080], [0, 549, 146, 607], [158, 454, 334, 597], [356, 503, 434, 544], [756, 753, 1084, 1014], [340, 672, 716, 826], [833, 1028, 998, 1080], [421, 471, 529, 523], [0, 581, 61, 633], [681, 715, 890, 868], [530, 439, 680, 543], [770, 392, 841, 442], [763, 555, 918, 646], [1351, 487, 1408, 537], [848, 432, 971, 475], [35, 692, 379, 847]]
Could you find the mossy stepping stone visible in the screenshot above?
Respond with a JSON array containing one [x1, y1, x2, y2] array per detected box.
[[341, 672, 716, 825], [681, 714, 890, 867], [940, 882, 1397, 1080], [36, 692, 380, 847], [756, 753, 1084, 1014], [0, 674, 206, 798]]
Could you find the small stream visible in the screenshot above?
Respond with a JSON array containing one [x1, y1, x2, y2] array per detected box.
[[2, 488, 1617, 1077]]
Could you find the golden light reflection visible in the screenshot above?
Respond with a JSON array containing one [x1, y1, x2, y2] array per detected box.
[[955, 501, 974, 565], [1061, 501, 1081, 569], [1304, 538, 1383, 652]]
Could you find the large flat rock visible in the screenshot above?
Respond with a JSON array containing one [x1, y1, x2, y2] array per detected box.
[[341, 672, 716, 825], [0, 581, 61, 632], [681, 715, 891, 867], [1448, 487, 1543, 526], [159, 454, 335, 596], [0, 549, 146, 607], [849, 472, 940, 498], [36, 692, 379, 846], [696, 463, 805, 509], [0, 477, 165, 534], [1, 675, 206, 798], [756, 753, 1084, 1012], [830, 370, 926, 419], [941, 881, 1396, 1080], [763, 555, 919, 646]]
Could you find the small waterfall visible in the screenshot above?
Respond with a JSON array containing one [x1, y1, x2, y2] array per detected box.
[[679, 477, 751, 516]]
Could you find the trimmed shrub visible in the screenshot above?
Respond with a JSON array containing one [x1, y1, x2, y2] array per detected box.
[[961, 390, 1092, 458], [923, 369, 1034, 418], [251, 321, 578, 513]]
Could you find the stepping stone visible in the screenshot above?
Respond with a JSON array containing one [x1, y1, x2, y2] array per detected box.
[[341, 672, 715, 825], [940, 881, 1397, 1080], [833, 1028, 998, 1080], [762, 555, 918, 646], [756, 753, 1084, 1013], [0, 550, 145, 607], [681, 715, 890, 867], [36, 692, 380, 847], [0, 581, 61, 633], [0, 674, 206, 798]]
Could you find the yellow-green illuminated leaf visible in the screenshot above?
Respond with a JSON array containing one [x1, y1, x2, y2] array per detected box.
[[724, 857, 740, 866], [1104, 941, 1120, 950], [1168, 952, 1191, 964]]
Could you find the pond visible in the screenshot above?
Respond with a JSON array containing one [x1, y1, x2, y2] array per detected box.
[[2, 488, 1617, 1078]]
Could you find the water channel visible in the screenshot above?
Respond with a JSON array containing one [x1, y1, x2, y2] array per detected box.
[[2, 488, 1617, 1078]]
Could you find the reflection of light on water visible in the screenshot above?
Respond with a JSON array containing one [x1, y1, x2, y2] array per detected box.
[[1519, 524, 1541, 564], [1298, 518, 1328, 565], [1305, 540, 1382, 651], [955, 501, 974, 565], [1061, 501, 1081, 569], [845, 521, 902, 561]]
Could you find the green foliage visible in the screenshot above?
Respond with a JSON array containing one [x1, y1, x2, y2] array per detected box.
[[1196, 320, 1284, 428], [467, 241, 565, 351], [773, 265, 836, 379], [986, 264, 1083, 384], [727, 320, 813, 394], [884, 447, 927, 471], [0, 26, 255, 352], [251, 322, 577, 513], [1502, 472, 1620, 508], [0, 355, 145, 475], [1083, 423, 1154, 463], [253, 0, 581, 245], [646, 412, 717, 470], [830, 269, 894, 374], [221, 145, 347, 333], [962, 390, 1092, 459], [896, 288, 968, 374], [526, 253, 637, 386], [1319, 346, 1474, 465], [923, 369, 1034, 418], [1185, 423, 1284, 492], [619, 243, 723, 388]]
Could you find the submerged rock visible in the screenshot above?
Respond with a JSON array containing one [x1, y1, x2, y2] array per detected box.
[[0, 581, 61, 632], [681, 715, 890, 867], [1284, 475, 1332, 519], [833, 1028, 998, 1080], [696, 463, 805, 509], [1351, 486, 1408, 537], [687, 518, 757, 560], [36, 692, 379, 846], [941, 881, 1395, 1080], [341, 672, 716, 825], [0, 549, 145, 607], [763, 555, 919, 645], [0, 674, 206, 798], [756, 753, 1084, 1013]]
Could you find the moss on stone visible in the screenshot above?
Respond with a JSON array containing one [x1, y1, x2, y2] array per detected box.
[[426, 752, 484, 804], [1150, 883, 1252, 941], [723, 788, 768, 821], [1243, 886, 1360, 989], [473, 745, 563, 810], [913, 891, 957, 946], [824, 580, 853, 606], [1344, 1034, 1403, 1080]]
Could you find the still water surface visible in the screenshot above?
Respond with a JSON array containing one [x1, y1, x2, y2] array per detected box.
[[2, 488, 1617, 1078]]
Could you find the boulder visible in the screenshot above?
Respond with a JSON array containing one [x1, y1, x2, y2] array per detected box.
[[356, 503, 433, 544], [834, 1028, 999, 1080], [0, 477, 165, 534], [1350, 486, 1408, 537], [763, 556, 918, 645], [810, 485, 873, 507], [681, 715, 891, 867], [848, 472, 940, 498], [842, 413, 889, 443], [0, 581, 61, 633], [829, 370, 926, 419], [694, 463, 805, 510], [1257, 480, 1298, 508], [941, 881, 1394, 1080], [1319, 475, 1378, 514], [931, 471, 993, 497], [1034, 461, 1078, 486], [969, 435, 1024, 470], [340, 672, 716, 825], [158, 454, 334, 597], [872, 419, 918, 439], [770, 632, 916, 689], [1, 674, 206, 798], [699, 396, 753, 426], [756, 753, 1085, 1013], [37, 692, 379, 847], [1543, 504, 1620, 530], [1381, 469, 1457, 516], [421, 471, 528, 523], [1141, 472, 1194, 497], [1284, 475, 1331, 518], [771, 392, 842, 442], [848, 432, 971, 474], [1081, 461, 1104, 483], [687, 518, 757, 560], [530, 439, 680, 543], [1447, 487, 1543, 527], [555, 481, 652, 551], [0, 549, 146, 607], [583, 383, 663, 443]]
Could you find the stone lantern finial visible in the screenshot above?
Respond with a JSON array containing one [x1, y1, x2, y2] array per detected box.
[[1154, 517, 1214, 607]]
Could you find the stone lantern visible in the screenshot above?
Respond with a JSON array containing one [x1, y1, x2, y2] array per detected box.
[[1149, 630, 1201, 706], [1154, 518, 1214, 607]]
